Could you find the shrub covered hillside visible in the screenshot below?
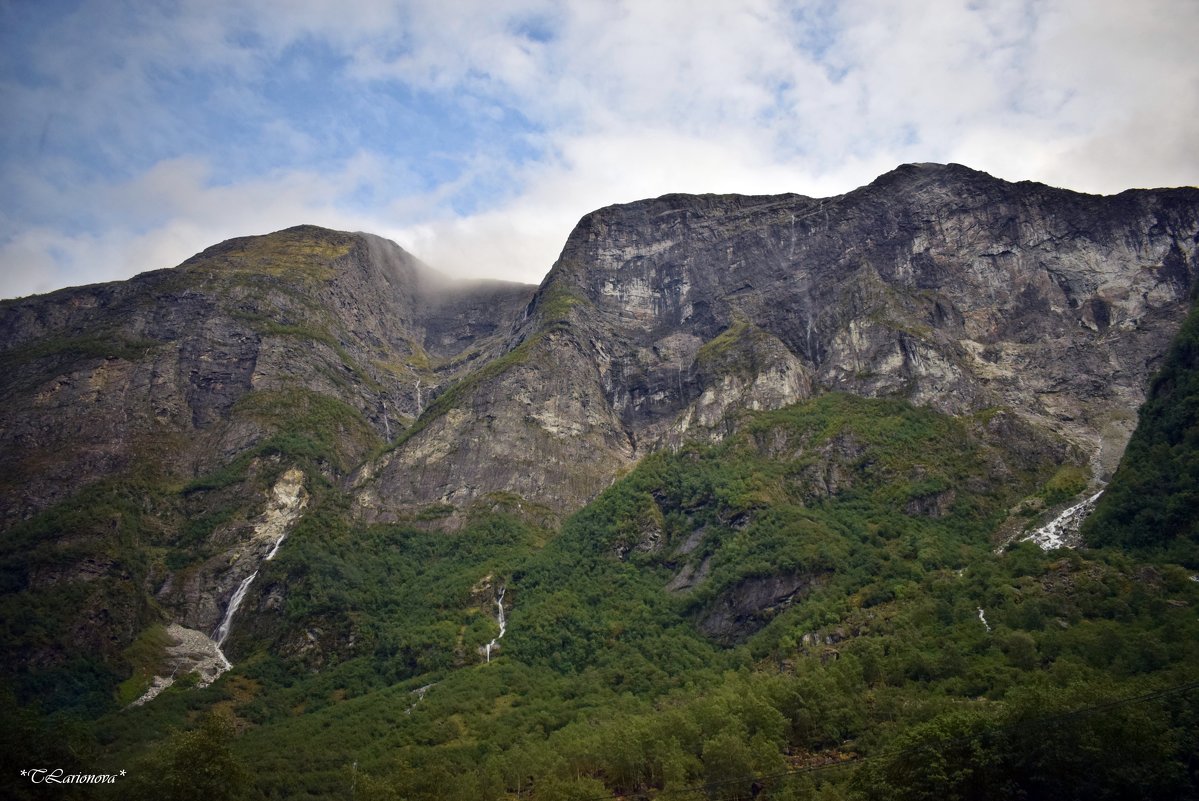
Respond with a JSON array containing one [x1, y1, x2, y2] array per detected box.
[[3, 170, 1199, 800], [1, 390, 1191, 801]]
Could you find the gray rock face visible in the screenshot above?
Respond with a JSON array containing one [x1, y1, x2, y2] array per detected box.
[[10, 167, 1192, 532], [561, 165, 1197, 460], [362, 164, 1199, 522], [1, 163, 1197, 680], [3, 167, 1198, 556], [0, 226, 535, 523], [698, 571, 825, 645]]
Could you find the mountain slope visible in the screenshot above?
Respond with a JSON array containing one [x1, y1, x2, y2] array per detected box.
[[1083, 291, 1199, 562], [0, 226, 535, 707], [2, 165, 1199, 801], [86, 390, 1199, 801], [360, 163, 1199, 524]]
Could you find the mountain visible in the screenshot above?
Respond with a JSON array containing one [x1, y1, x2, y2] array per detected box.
[[2, 164, 1199, 800], [358, 162, 1198, 523], [0, 224, 533, 522], [0, 225, 535, 699]]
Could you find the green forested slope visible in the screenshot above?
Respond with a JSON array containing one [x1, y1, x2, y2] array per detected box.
[[9, 393, 1185, 801]]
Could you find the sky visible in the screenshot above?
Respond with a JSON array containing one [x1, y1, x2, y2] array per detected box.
[[1, 0, 1197, 299]]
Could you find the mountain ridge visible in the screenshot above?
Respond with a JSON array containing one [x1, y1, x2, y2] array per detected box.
[[0, 162, 1196, 668], [356, 163, 1199, 525], [4, 164, 1199, 800], [4, 164, 1198, 534]]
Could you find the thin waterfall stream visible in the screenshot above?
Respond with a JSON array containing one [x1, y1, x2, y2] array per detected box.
[[484, 586, 507, 663], [214, 572, 258, 648], [213, 527, 291, 654], [977, 607, 992, 632]]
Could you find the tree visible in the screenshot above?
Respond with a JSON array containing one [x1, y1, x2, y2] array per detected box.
[[121, 709, 250, 801], [701, 731, 758, 801]]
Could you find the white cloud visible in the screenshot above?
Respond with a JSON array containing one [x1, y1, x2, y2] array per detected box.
[[0, 154, 414, 298], [3, 0, 1198, 299], [1021, 0, 1199, 192]]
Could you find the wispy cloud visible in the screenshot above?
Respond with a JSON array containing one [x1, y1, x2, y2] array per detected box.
[[2, 0, 1197, 299]]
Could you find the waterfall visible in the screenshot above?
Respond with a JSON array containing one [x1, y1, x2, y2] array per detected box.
[[977, 607, 991, 633], [214, 571, 258, 648], [265, 530, 289, 560], [484, 586, 507, 663], [1024, 490, 1104, 550], [406, 682, 438, 715], [213, 523, 291, 648]]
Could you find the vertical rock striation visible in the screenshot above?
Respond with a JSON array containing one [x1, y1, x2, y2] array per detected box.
[[1, 164, 1196, 690], [360, 164, 1199, 522]]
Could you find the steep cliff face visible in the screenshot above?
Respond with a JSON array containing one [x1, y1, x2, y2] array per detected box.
[[0, 226, 535, 680], [360, 164, 1199, 523], [556, 164, 1198, 461], [3, 164, 1198, 698], [0, 226, 535, 524]]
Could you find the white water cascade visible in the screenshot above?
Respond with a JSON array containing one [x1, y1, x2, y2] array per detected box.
[[1024, 490, 1105, 550], [484, 586, 507, 663], [214, 572, 258, 647], [406, 682, 438, 715], [977, 607, 992, 633], [213, 524, 293, 649]]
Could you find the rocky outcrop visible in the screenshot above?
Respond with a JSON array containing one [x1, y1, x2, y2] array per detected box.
[[697, 571, 825, 645], [0, 226, 535, 524], [355, 326, 636, 524], [361, 164, 1199, 523], [665, 556, 712, 593]]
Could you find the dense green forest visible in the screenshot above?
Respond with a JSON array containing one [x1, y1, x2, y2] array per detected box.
[[5, 389, 1199, 799], [1083, 295, 1199, 565]]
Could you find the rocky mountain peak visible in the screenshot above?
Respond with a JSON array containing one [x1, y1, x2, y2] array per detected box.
[[0, 226, 535, 523], [357, 165, 1198, 525], [3, 166, 1197, 532]]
